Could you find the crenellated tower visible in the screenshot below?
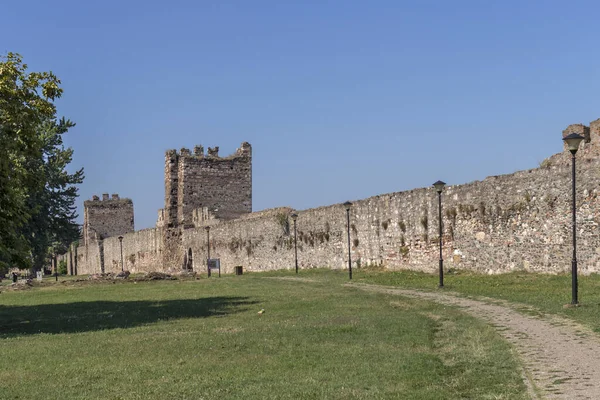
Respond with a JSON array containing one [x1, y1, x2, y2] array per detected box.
[[163, 142, 252, 228], [83, 193, 134, 245]]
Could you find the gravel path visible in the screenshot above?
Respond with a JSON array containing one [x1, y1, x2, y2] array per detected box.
[[349, 283, 600, 400]]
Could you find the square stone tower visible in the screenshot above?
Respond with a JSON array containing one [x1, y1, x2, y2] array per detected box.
[[163, 142, 252, 228], [83, 193, 134, 245]]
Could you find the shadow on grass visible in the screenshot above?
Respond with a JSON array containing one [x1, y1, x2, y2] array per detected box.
[[0, 296, 256, 338]]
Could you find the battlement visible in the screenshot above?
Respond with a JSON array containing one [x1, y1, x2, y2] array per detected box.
[[560, 118, 600, 153], [165, 142, 252, 160], [85, 193, 133, 206]]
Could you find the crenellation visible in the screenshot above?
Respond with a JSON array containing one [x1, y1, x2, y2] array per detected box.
[[237, 141, 252, 156], [194, 145, 204, 157], [207, 146, 219, 157], [102, 193, 109, 201], [590, 118, 600, 143]]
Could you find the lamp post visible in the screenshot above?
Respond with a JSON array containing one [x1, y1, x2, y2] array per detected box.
[[205, 226, 211, 277], [291, 213, 299, 274], [118, 235, 124, 272], [432, 181, 446, 288], [563, 133, 584, 305], [54, 253, 58, 281], [343, 201, 353, 280]]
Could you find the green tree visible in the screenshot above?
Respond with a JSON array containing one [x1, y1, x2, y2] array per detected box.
[[21, 117, 84, 269], [0, 52, 83, 271]]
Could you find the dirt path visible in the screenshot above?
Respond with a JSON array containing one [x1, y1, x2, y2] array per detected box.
[[349, 283, 600, 400]]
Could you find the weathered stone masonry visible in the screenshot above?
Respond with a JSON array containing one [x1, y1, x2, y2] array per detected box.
[[77, 194, 134, 274], [164, 142, 252, 227], [68, 118, 600, 276], [73, 143, 253, 275]]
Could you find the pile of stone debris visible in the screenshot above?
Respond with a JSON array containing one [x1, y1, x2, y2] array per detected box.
[[85, 270, 198, 282], [134, 270, 198, 281], [1, 278, 35, 292], [141, 271, 176, 281], [86, 270, 129, 281]]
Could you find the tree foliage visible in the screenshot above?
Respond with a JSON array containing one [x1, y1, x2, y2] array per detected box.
[[0, 53, 83, 271]]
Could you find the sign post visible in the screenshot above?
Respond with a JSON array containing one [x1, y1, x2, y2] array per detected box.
[[208, 258, 221, 277]]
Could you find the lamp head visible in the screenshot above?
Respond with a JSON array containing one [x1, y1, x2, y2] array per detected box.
[[432, 180, 446, 193], [290, 213, 298, 221], [343, 201, 352, 211], [563, 133, 585, 154]]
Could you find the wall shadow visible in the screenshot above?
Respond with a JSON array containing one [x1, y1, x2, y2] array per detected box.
[[0, 296, 256, 338]]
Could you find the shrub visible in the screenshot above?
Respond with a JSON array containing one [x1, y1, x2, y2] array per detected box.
[[398, 220, 406, 233], [58, 260, 67, 275], [399, 246, 409, 258], [420, 215, 428, 230], [276, 213, 290, 236], [539, 158, 552, 169]]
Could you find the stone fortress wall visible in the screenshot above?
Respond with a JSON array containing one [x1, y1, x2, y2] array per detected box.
[[68, 118, 600, 276]]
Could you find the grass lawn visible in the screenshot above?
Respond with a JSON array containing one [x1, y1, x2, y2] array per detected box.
[[344, 267, 600, 332], [0, 273, 527, 399]]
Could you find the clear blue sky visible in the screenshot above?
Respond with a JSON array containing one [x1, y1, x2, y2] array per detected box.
[[3, 0, 599, 229]]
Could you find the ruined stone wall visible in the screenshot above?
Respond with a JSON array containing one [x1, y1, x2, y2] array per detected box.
[[77, 229, 162, 274], [83, 194, 134, 244], [181, 207, 295, 273], [55, 243, 78, 275], [179, 138, 600, 276], [77, 241, 102, 275], [102, 228, 163, 273], [73, 119, 600, 277]]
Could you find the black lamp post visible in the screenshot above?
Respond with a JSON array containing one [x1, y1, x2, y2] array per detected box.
[[343, 201, 353, 280], [118, 235, 124, 272], [291, 213, 299, 274], [563, 133, 584, 305], [432, 181, 446, 288], [205, 226, 211, 277], [54, 254, 58, 281]]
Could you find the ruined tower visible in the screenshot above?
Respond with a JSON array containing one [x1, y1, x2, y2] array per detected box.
[[83, 193, 135, 245], [163, 142, 252, 228]]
